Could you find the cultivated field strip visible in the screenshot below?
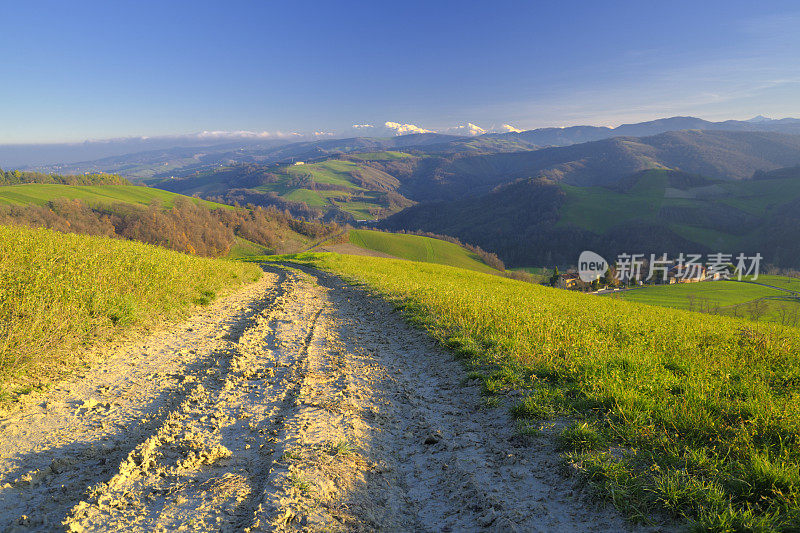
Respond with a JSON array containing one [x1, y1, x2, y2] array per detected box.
[[1, 267, 643, 532]]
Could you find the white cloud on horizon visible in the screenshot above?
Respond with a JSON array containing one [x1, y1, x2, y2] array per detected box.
[[384, 121, 435, 135], [352, 124, 373, 129], [501, 123, 524, 133], [445, 122, 487, 136]]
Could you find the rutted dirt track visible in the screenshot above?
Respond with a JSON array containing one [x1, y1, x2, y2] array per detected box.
[[0, 266, 647, 532]]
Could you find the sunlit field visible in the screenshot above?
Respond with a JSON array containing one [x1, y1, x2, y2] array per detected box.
[[0, 225, 261, 400]]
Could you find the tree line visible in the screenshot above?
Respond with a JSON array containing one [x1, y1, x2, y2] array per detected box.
[[0, 168, 129, 186]]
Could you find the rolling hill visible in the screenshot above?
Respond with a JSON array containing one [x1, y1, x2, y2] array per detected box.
[[151, 128, 800, 220], [25, 133, 468, 180], [307, 228, 501, 274], [0, 183, 227, 209], [345, 229, 499, 274], [17, 124, 800, 271]]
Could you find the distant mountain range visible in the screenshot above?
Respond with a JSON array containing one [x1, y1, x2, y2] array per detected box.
[[9, 115, 800, 177], [0, 137, 292, 170], [18, 134, 469, 179], [491, 115, 800, 147]]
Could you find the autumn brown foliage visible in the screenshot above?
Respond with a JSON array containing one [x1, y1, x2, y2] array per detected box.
[[0, 197, 337, 257]]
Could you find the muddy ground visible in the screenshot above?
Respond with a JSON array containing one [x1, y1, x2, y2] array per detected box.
[[0, 266, 658, 532]]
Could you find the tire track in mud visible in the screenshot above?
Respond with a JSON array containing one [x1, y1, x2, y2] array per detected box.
[[62, 270, 325, 532], [1, 266, 659, 532]]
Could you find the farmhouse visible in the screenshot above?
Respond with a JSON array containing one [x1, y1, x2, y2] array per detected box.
[[560, 272, 582, 289]]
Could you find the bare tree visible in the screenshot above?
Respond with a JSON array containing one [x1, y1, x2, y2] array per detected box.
[[747, 299, 768, 322], [777, 303, 800, 327]]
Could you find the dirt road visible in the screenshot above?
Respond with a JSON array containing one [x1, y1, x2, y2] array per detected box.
[[0, 266, 647, 532]]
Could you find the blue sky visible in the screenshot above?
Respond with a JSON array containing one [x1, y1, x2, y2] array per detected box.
[[1, 0, 799, 143]]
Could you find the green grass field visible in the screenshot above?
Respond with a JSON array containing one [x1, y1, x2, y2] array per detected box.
[[276, 253, 800, 530], [281, 188, 332, 207], [0, 184, 227, 210], [347, 229, 498, 273], [618, 279, 800, 328], [745, 275, 800, 293], [348, 151, 413, 161], [0, 225, 261, 402], [621, 281, 784, 309], [718, 177, 800, 217], [285, 160, 365, 188], [260, 160, 408, 219]]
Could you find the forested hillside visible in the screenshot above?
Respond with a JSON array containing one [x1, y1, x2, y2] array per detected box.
[[382, 167, 800, 267], [1, 196, 338, 258]]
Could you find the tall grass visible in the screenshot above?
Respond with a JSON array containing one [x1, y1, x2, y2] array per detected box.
[[0, 225, 261, 397], [296, 253, 800, 531]]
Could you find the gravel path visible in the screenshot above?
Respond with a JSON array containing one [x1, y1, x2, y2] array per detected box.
[[0, 266, 653, 532]]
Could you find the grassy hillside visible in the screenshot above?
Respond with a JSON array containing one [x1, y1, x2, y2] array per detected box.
[[285, 253, 800, 530], [0, 183, 227, 209], [347, 229, 498, 273], [258, 159, 412, 219], [0, 225, 262, 402], [226, 237, 272, 259], [558, 170, 670, 233]]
